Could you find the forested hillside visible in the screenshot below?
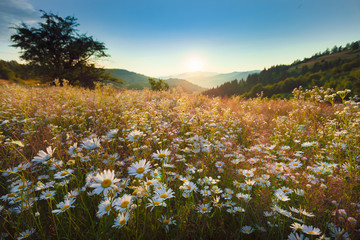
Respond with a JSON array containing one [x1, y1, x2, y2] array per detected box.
[[204, 40, 360, 98]]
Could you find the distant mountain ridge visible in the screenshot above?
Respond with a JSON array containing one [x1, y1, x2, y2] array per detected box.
[[164, 70, 261, 88], [105, 68, 206, 93], [204, 40, 360, 98]]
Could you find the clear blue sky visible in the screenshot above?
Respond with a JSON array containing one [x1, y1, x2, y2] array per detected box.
[[1, 0, 359, 76]]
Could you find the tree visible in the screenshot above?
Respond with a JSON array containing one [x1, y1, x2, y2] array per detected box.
[[148, 78, 169, 91], [10, 11, 116, 87]]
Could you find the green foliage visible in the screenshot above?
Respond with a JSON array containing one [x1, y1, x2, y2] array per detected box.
[[10, 11, 116, 88], [205, 40, 360, 98], [148, 78, 169, 91]]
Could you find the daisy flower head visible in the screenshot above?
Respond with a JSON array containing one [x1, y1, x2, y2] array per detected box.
[[197, 203, 212, 214], [128, 130, 144, 142], [288, 232, 309, 240], [90, 170, 120, 196], [54, 169, 74, 179], [152, 149, 171, 161], [52, 198, 75, 214], [40, 190, 56, 200], [241, 225, 254, 234], [113, 212, 130, 229], [114, 194, 133, 212], [154, 187, 175, 200], [301, 225, 321, 236], [32, 146, 54, 164], [128, 159, 151, 179], [81, 136, 101, 150], [159, 215, 176, 232], [97, 198, 113, 218], [17, 228, 35, 239], [147, 196, 167, 211]]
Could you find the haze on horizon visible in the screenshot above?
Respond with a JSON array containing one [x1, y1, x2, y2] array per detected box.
[[0, 0, 359, 77]]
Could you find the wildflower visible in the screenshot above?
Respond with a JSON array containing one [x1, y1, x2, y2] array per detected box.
[[52, 198, 75, 214], [154, 187, 175, 200], [347, 217, 357, 225], [290, 222, 303, 231], [114, 194, 133, 212], [11, 162, 30, 173], [40, 190, 56, 200], [32, 146, 54, 164], [103, 129, 118, 140], [97, 198, 113, 218], [152, 149, 171, 161], [17, 228, 35, 239], [147, 196, 166, 211], [241, 225, 254, 234], [128, 130, 144, 142], [128, 159, 151, 179], [274, 191, 290, 202], [81, 136, 101, 150], [236, 192, 251, 202], [54, 169, 74, 179], [197, 203, 212, 214], [89, 170, 120, 196], [288, 232, 309, 240], [66, 189, 79, 199], [159, 215, 176, 232], [243, 169, 254, 178], [113, 212, 130, 229], [234, 206, 245, 213], [301, 225, 321, 235]]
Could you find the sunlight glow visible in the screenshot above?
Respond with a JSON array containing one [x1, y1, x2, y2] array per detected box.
[[186, 56, 205, 72]]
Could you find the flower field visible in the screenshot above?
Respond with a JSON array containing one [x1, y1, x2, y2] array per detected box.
[[0, 84, 359, 239]]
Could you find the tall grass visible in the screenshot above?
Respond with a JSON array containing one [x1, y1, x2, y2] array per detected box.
[[0, 84, 359, 239]]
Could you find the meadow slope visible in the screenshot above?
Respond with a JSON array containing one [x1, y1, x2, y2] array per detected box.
[[0, 85, 359, 239]]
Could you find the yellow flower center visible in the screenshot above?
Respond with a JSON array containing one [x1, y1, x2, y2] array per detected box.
[[137, 167, 145, 174], [134, 134, 139, 139], [61, 172, 68, 176], [9, 193, 16, 197], [18, 166, 24, 170], [105, 204, 111, 211], [160, 194, 168, 198], [245, 230, 250, 233], [24, 233, 30, 237], [109, 156, 115, 161], [69, 194, 75, 198], [202, 207, 207, 211], [45, 193, 52, 197], [103, 154, 109, 159], [283, 189, 289, 193], [101, 179, 112, 188], [62, 205, 70, 211], [158, 153, 166, 158], [132, 190, 139, 196], [18, 184, 25, 189], [154, 201, 160, 206], [121, 200, 129, 208], [308, 231, 314, 235], [120, 219, 126, 225], [163, 219, 170, 225], [146, 181, 153, 185]]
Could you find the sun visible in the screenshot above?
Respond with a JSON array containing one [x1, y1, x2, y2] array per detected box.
[[186, 56, 205, 72]]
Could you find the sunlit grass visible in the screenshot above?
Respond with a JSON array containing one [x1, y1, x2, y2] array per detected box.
[[0, 84, 359, 239]]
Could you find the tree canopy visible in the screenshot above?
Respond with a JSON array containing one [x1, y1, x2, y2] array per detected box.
[[10, 11, 117, 87]]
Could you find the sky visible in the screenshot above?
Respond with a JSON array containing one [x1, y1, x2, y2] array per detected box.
[[0, 0, 360, 77]]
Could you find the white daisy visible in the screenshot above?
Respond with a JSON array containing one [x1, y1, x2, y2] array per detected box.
[[113, 212, 130, 229], [52, 198, 75, 214], [128, 159, 151, 179], [89, 170, 120, 196]]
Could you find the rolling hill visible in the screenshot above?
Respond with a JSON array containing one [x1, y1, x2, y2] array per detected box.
[[105, 69, 206, 93], [165, 70, 260, 88]]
